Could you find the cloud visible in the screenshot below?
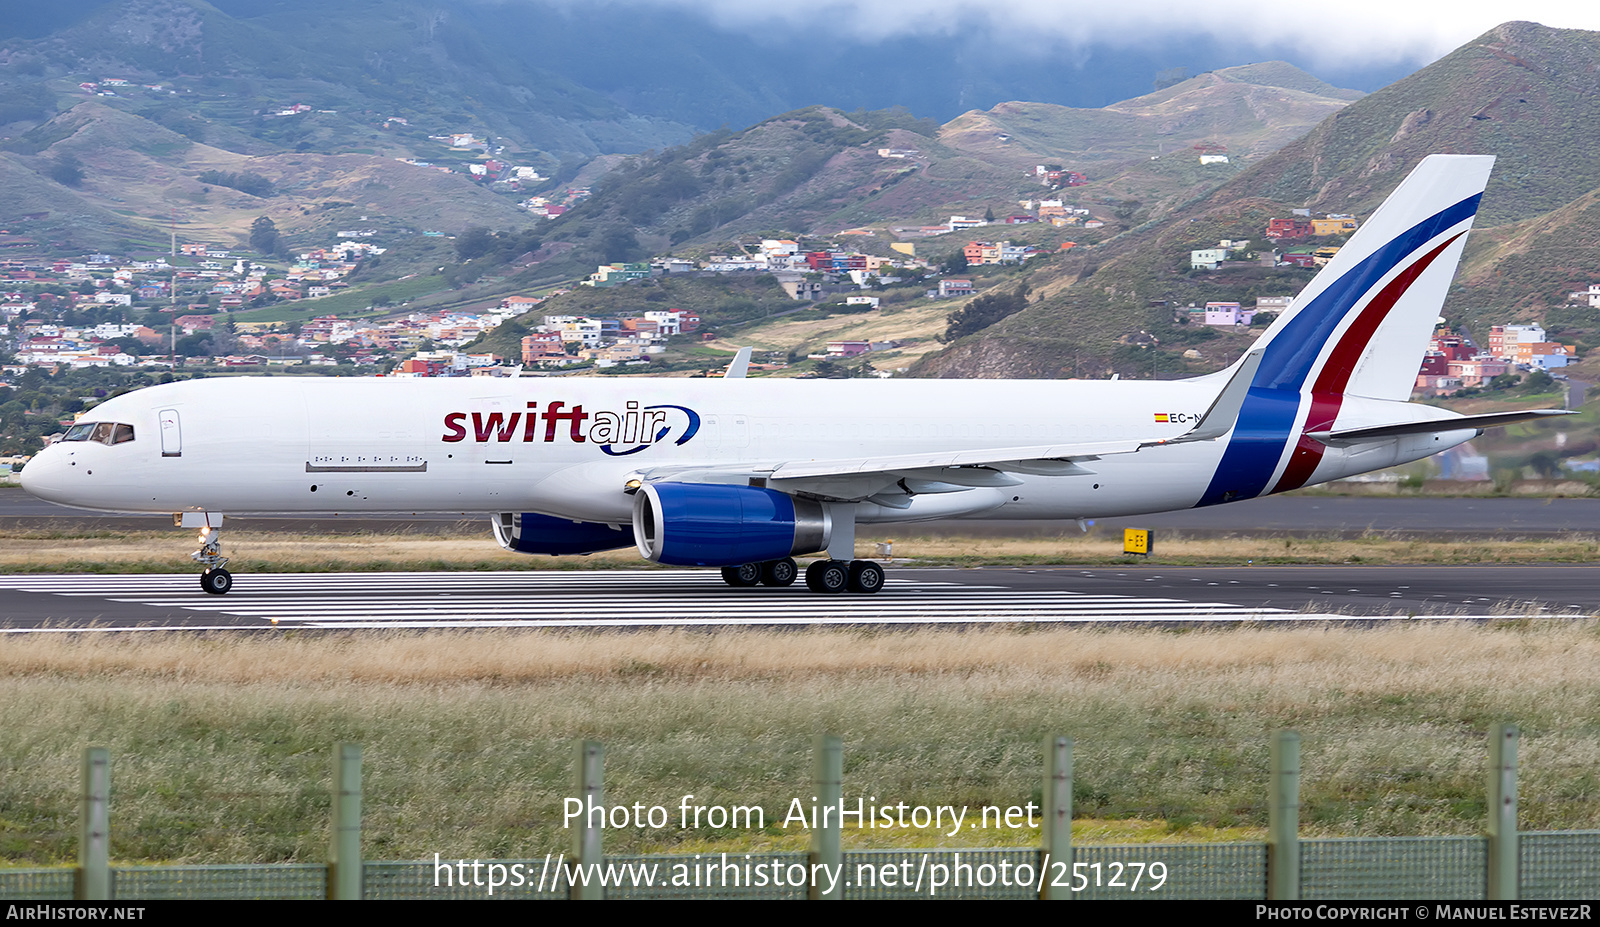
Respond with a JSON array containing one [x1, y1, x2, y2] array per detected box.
[[574, 0, 1600, 69]]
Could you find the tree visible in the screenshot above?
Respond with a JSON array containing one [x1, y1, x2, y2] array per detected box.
[[175, 333, 214, 357], [942, 250, 968, 274], [941, 283, 1031, 342], [598, 225, 643, 264], [812, 360, 858, 379], [49, 154, 84, 187], [455, 227, 494, 261], [198, 171, 274, 197], [1529, 450, 1562, 480], [983, 206, 995, 223], [1522, 369, 1555, 393], [250, 216, 280, 255]]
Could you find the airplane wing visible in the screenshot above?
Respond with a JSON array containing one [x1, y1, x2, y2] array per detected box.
[[1308, 408, 1574, 446], [641, 348, 1265, 501]]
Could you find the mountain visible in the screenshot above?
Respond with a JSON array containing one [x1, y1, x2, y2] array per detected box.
[[911, 22, 1600, 379], [0, 0, 1358, 283], [0, 0, 1410, 159], [945, 62, 1362, 170], [0, 0, 697, 169], [1191, 21, 1600, 227], [0, 100, 537, 254], [528, 64, 1356, 268]]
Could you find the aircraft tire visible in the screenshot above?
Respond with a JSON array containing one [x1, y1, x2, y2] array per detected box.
[[720, 563, 763, 587], [847, 560, 885, 594], [200, 568, 233, 596], [760, 558, 799, 587], [805, 559, 849, 594]]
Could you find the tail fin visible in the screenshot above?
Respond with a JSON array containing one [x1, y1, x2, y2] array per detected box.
[[1249, 154, 1493, 401], [1198, 154, 1493, 506]]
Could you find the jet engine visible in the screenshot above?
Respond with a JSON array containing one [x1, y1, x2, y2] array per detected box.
[[632, 482, 831, 567], [492, 512, 634, 555]]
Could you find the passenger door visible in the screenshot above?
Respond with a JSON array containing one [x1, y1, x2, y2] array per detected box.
[[159, 409, 181, 458]]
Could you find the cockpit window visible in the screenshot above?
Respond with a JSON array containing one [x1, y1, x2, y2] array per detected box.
[[59, 422, 136, 445]]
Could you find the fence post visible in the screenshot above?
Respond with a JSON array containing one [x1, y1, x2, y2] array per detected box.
[[809, 734, 843, 900], [75, 747, 110, 901], [571, 740, 604, 900], [328, 743, 362, 900], [1268, 730, 1300, 900], [1487, 723, 1519, 900], [1040, 736, 1073, 900]]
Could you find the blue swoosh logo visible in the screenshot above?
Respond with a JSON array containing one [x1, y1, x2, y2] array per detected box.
[[598, 404, 702, 456]]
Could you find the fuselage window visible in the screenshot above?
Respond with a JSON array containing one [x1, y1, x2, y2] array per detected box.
[[62, 423, 95, 442]]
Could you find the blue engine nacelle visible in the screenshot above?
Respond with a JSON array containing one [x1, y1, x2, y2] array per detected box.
[[632, 482, 831, 567], [492, 512, 634, 555]]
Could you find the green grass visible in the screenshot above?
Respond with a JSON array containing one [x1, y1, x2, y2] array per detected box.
[[5, 528, 1600, 575], [229, 275, 448, 323], [0, 624, 1595, 863]]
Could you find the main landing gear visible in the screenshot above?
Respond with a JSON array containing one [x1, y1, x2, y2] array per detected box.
[[720, 557, 799, 588], [188, 520, 232, 595], [716, 501, 884, 595], [806, 559, 884, 595], [716, 557, 884, 594]]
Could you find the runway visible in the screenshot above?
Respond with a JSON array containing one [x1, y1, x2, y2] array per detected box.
[[0, 565, 1590, 631]]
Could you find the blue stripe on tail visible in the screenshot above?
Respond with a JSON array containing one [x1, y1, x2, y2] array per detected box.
[[1196, 192, 1481, 507]]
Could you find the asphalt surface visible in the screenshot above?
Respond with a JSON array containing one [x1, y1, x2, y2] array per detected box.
[[0, 565, 1590, 630]]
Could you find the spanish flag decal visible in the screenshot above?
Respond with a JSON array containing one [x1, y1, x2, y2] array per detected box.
[[1154, 413, 1170, 423]]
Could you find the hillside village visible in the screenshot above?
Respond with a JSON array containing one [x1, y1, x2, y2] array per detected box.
[[3, 147, 1594, 390], [3, 204, 1589, 395], [0, 197, 1080, 384]]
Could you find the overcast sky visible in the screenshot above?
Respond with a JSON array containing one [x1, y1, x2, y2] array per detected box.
[[603, 0, 1600, 70]]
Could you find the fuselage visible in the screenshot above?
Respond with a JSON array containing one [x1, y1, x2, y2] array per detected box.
[[19, 374, 1472, 527]]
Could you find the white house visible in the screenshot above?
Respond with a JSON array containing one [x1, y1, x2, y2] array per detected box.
[[1203, 302, 1254, 326]]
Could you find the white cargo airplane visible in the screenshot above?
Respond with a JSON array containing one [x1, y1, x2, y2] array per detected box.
[[20, 154, 1568, 595]]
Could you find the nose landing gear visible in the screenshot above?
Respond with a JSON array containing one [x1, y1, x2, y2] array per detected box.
[[181, 513, 232, 595]]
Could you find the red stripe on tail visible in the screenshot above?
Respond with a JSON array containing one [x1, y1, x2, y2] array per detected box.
[[1269, 233, 1465, 494]]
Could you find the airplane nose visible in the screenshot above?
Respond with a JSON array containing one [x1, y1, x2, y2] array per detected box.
[[19, 449, 69, 503]]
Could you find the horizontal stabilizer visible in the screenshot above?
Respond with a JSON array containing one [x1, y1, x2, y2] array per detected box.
[[723, 346, 752, 379], [1308, 409, 1574, 446], [1148, 348, 1264, 446]]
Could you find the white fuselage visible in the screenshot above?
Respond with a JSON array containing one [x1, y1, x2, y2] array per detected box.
[[18, 375, 1471, 527]]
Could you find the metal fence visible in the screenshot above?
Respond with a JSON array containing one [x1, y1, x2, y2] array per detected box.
[[6, 838, 1597, 900], [4, 725, 1595, 900], [1300, 837, 1486, 901]]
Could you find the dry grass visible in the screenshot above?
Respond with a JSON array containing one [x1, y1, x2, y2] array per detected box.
[[2, 623, 1598, 863], [1, 529, 1598, 574]]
